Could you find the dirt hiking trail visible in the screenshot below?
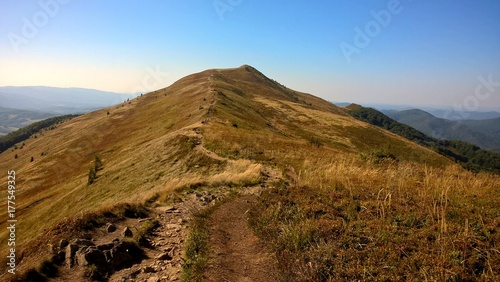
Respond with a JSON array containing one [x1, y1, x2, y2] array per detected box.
[[203, 195, 279, 282]]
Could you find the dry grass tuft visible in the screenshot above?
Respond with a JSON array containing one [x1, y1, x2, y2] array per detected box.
[[250, 156, 500, 281]]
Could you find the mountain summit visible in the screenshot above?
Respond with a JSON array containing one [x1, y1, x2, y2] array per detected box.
[[0, 64, 448, 244], [3, 66, 494, 281]]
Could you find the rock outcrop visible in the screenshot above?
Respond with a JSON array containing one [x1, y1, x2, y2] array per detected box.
[[52, 235, 143, 280]]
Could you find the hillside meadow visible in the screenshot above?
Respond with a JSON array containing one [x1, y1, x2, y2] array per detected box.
[[0, 66, 498, 281]]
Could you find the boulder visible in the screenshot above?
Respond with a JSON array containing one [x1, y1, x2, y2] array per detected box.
[[76, 246, 107, 272], [155, 251, 172, 261], [72, 238, 95, 246], [65, 243, 79, 268], [59, 239, 69, 249], [106, 223, 117, 233], [51, 251, 66, 266], [97, 243, 115, 251], [147, 276, 160, 282], [143, 265, 156, 273], [122, 227, 133, 238], [108, 241, 138, 270]]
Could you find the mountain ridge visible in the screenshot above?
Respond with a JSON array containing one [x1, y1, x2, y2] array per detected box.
[[347, 105, 500, 173], [3, 65, 492, 280], [386, 108, 500, 152]]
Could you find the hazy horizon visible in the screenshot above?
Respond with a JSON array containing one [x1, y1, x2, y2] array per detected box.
[[1, 0, 499, 110]]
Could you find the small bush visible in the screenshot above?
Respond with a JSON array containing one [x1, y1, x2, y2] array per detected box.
[[94, 155, 103, 171], [309, 137, 322, 148], [87, 167, 97, 185], [18, 268, 46, 282], [38, 259, 58, 278], [83, 264, 102, 280]]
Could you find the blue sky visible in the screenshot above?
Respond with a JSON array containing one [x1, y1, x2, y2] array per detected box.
[[1, 0, 499, 109]]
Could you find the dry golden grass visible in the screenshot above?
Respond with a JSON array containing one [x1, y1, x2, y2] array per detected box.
[[0, 65, 497, 280], [250, 154, 500, 281], [198, 67, 499, 280], [0, 68, 226, 276]]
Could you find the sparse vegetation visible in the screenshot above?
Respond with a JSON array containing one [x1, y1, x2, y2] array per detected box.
[[135, 219, 160, 246], [309, 137, 322, 148], [87, 167, 97, 185], [37, 259, 58, 278], [87, 155, 103, 185], [250, 157, 500, 281], [1, 66, 498, 281], [83, 264, 100, 280], [182, 209, 211, 282], [94, 155, 103, 171], [0, 114, 78, 153]]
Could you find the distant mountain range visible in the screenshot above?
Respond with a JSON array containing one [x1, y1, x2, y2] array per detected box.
[[334, 102, 500, 120], [423, 109, 500, 120], [383, 109, 500, 153], [0, 86, 135, 113], [0, 86, 136, 136], [0, 107, 57, 137], [1, 66, 498, 281]]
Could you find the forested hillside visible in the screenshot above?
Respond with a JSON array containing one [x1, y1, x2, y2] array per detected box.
[[348, 106, 500, 173]]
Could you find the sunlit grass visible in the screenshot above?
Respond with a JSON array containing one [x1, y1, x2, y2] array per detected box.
[[250, 156, 500, 281]]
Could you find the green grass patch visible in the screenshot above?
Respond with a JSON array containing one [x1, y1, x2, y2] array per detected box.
[[181, 209, 211, 282]]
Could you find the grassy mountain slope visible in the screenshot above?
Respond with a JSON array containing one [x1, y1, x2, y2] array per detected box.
[[386, 109, 500, 152], [0, 68, 263, 276], [202, 66, 449, 168], [0, 66, 498, 281]]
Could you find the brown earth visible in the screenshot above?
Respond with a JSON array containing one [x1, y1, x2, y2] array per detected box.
[[203, 195, 279, 282], [48, 189, 280, 282], [48, 126, 281, 281]]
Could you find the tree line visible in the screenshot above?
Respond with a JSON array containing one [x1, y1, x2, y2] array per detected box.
[[0, 115, 79, 153], [348, 107, 500, 173]]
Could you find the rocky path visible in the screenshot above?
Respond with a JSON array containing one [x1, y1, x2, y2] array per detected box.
[[107, 204, 190, 282], [203, 195, 279, 282], [50, 125, 281, 281]]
